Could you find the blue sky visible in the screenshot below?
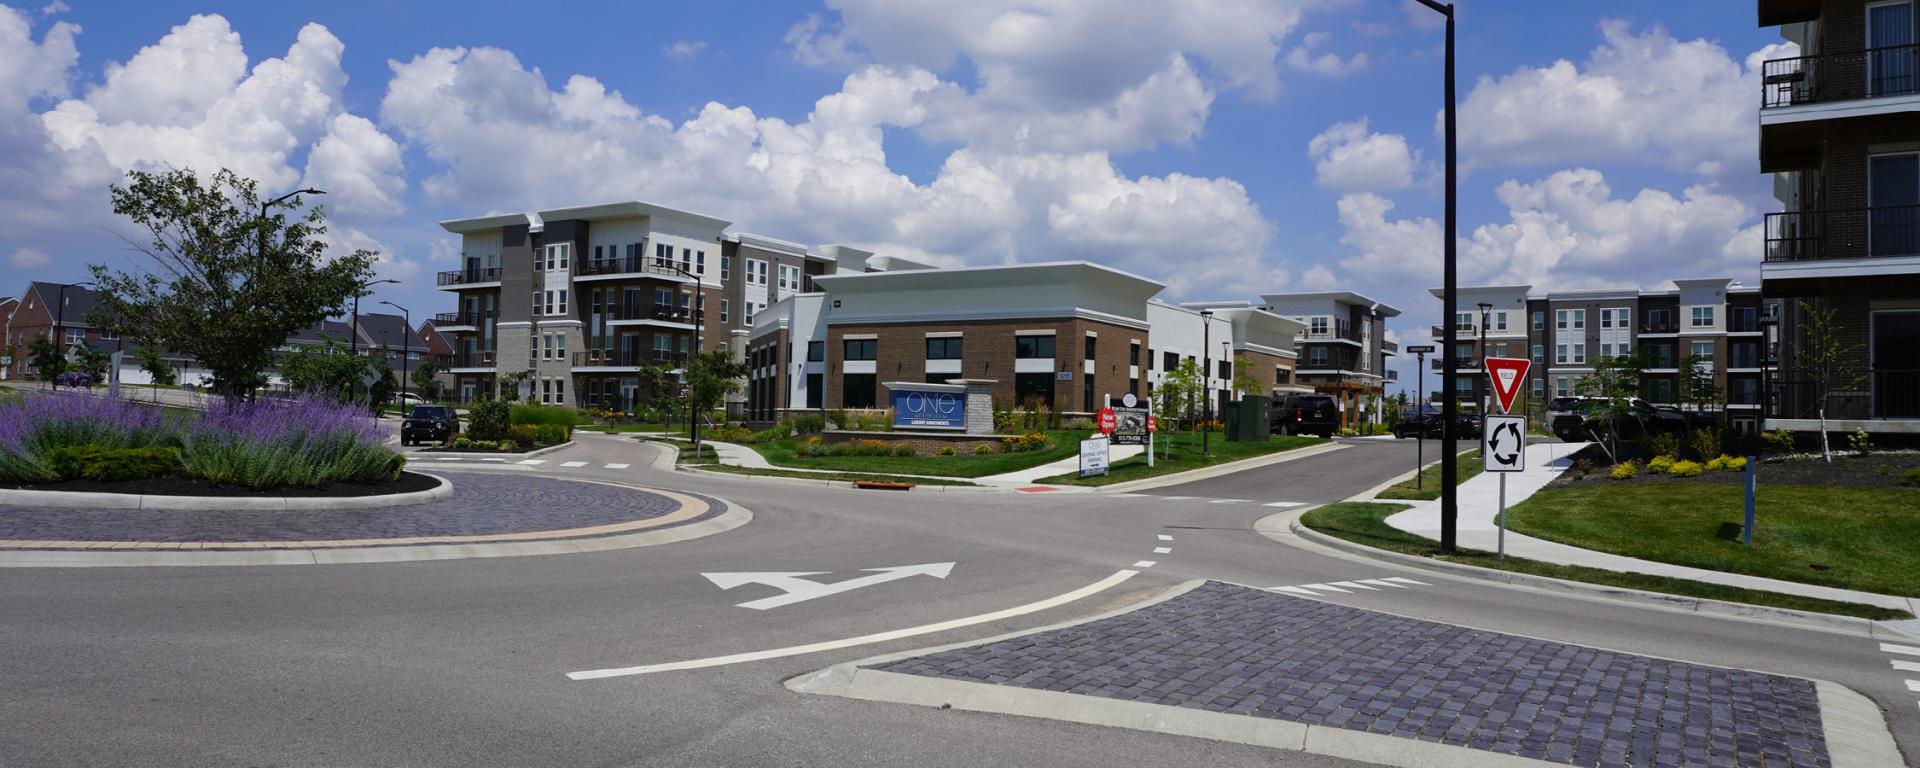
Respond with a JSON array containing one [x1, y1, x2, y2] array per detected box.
[[0, 1, 1789, 392]]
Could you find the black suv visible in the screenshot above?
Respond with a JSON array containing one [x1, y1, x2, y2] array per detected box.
[[1270, 394, 1339, 438], [1392, 412, 1482, 439], [401, 405, 460, 446], [1547, 397, 1689, 443]]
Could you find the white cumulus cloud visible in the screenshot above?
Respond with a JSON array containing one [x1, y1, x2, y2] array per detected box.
[[1308, 118, 1418, 192], [8, 246, 49, 267], [662, 40, 706, 61]]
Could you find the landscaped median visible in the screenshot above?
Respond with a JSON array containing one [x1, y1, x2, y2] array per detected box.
[[744, 429, 1087, 479], [1035, 432, 1326, 487], [1297, 502, 1909, 621]]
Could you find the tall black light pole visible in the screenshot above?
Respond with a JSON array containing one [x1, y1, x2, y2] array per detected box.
[[350, 278, 398, 402], [1411, 0, 1459, 553], [1477, 302, 1493, 414], [381, 301, 411, 406], [1200, 309, 1213, 458]]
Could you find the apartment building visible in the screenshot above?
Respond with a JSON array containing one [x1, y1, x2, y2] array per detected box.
[[1426, 280, 1773, 432], [1259, 292, 1400, 428], [1759, 0, 1920, 434]]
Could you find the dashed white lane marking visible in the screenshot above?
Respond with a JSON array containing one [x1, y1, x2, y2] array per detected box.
[[1156, 496, 1193, 501], [1208, 498, 1250, 504], [1156, 534, 1173, 541], [605, 463, 631, 469], [480, 458, 508, 462], [436, 458, 462, 461], [1326, 581, 1378, 591], [517, 459, 547, 465], [1269, 586, 1321, 597], [1881, 643, 1920, 657], [567, 569, 1141, 680], [1905, 680, 1920, 694], [1297, 583, 1350, 593], [1132, 560, 1158, 568], [1262, 501, 1305, 508], [1153, 547, 1172, 554], [1891, 660, 1920, 673], [560, 461, 589, 467], [1109, 493, 1146, 498], [1357, 578, 1409, 589], [1381, 576, 1430, 586]]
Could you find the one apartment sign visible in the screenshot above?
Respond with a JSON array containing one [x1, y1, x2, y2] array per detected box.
[[887, 383, 966, 430], [1484, 357, 1530, 414]]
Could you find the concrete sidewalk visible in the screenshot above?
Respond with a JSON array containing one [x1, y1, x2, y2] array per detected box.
[[1381, 442, 1920, 615]]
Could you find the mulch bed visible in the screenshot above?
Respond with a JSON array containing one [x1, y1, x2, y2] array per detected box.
[[1552, 444, 1920, 489], [1, 471, 442, 498]]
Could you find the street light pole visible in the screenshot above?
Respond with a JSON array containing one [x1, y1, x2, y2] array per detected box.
[[350, 278, 398, 403], [51, 280, 93, 388], [381, 301, 411, 406], [1411, 0, 1459, 553], [1478, 301, 1493, 414], [1200, 309, 1213, 458]]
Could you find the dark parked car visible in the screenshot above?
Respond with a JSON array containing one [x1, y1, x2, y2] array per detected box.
[[1392, 412, 1481, 439], [1548, 397, 1688, 443], [1269, 394, 1339, 438], [401, 405, 460, 446], [54, 371, 93, 388]]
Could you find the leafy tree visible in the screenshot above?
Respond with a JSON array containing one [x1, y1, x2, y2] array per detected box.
[[1229, 355, 1264, 398], [1574, 349, 1646, 463], [1795, 300, 1865, 463], [1157, 358, 1204, 428], [411, 360, 444, 402], [1676, 354, 1722, 415], [683, 349, 750, 451], [138, 343, 177, 387], [280, 339, 371, 399], [636, 363, 682, 425], [28, 336, 64, 385], [87, 168, 376, 402], [498, 370, 532, 402], [72, 343, 110, 385], [367, 361, 397, 414]]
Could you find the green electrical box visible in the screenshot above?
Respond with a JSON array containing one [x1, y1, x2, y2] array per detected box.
[[1225, 395, 1272, 442]]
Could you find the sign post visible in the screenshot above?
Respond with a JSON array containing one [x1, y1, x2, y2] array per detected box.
[[1482, 357, 1531, 561], [1405, 345, 1436, 490]]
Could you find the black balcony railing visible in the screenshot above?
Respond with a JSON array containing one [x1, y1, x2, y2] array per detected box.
[[437, 267, 502, 286], [578, 258, 695, 279], [433, 310, 494, 328], [1766, 205, 1920, 262], [1728, 308, 1761, 333], [1639, 320, 1678, 334], [1762, 43, 1919, 109], [1769, 368, 1920, 420], [452, 350, 496, 368], [597, 303, 703, 323]]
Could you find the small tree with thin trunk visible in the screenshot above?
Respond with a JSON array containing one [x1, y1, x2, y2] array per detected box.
[[29, 336, 64, 385], [1230, 355, 1263, 398], [1574, 349, 1645, 464], [1795, 300, 1865, 462]]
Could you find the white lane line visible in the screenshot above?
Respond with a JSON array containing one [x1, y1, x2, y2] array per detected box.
[[1262, 501, 1305, 508], [517, 459, 547, 465], [1326, 581, 1378, 591], [1357, 579, 1409, 589], [566, 569, 1141, 680], [435, 458, 463, 462], [1891, 660, 1920, 673], [1156, 534, 1173, 541], [1132, 560, 1158, 568], [480, 458, 508, 462], [1207, 499, 1251, 504], [1907, 680, 1920, 694], [559, 461, 589, 467], [605, 463, 631, 469], [1297, 583, 1351, 594], [1882, 644, 1920, 657], [1156, 496, 1193, 501], [1109, 493, 1146, 498], [1153, 547, 1172, 554], [1382, 576, 1430, 586], [1268, 586, 1320, 597]]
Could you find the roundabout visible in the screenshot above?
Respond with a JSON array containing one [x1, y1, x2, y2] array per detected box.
[[0, 470, 746, 567]]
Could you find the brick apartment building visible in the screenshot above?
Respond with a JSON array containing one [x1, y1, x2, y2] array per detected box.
[[1759, 0, 1920, 434], [1258, 292, 1400, 428], [1427, 280, 1773, 434]]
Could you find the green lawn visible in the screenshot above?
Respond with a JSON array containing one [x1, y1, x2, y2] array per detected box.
[[1507, 483, 1920, 598], [1374, 450, 1483, 500], [1036, 432, 1326, 486], [690, 463, 980, 487], [747, 430, 1089, 478], [1300, 502, 1907, 620]]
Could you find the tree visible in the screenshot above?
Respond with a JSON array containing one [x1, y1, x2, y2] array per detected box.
[[1795, 300, 1865, 463], [72, 343, 110, 385], [636, 363, 681, 423], [1676, 354, 1721, 415], [1158, 358, 1204, 429], [88, 168, 376, 402], [683, 349, 750, 450], [28, 336, 64, 385], [1574, 349, 1645, 463], [1229, 355, 1264, 398], [138, 343, 177, 387], [498, 370, 532, 402], [411, 360, 444, 402], [367, 360, 397, 414], [280, 339, 372, 399]]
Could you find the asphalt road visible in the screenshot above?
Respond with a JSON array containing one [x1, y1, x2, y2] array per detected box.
[[0, 432, 1913, 767]]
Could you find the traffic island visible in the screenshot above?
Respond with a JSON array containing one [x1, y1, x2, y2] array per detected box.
[[792, 581, 1901, 768], [0, 472, 746, 567]]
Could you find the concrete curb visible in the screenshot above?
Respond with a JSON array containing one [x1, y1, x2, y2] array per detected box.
[[1089, 440, 1349, 493], [0, 479, 750, 568], [0, 472, 453, 511], [788, 579, 1559, 768], [407, 441, 575, 460], [1814, 680, 1908, 768], [1265, 507, 1920, 642], [674, 465, 999, 492]]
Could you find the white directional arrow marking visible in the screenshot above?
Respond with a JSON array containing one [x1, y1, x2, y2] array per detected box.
[[702, 563, 955, 610]]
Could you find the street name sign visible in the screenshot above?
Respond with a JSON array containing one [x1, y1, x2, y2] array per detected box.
[[1483, 415, 1526, 473], [1405, 345, 1436, 354], [1484, 357, 1531, 414], [702, 563, 955, 610]]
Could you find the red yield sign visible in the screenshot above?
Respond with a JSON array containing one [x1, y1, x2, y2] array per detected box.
[[1484, 357, 1531, 414]]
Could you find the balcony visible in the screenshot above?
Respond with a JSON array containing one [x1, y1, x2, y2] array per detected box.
[[451, 350, 496, 369], [1639, 320, 1677, 334], [1380, 340, 1398, 355], [577, 258, 696, 280], [1428, 324, 1475, 339], [600, 303, 703, 325], [437, 267, 502, 287], [1385, 369, 1399, 382], [1765, 205, 1920, 262], [1761, 43, 1919, 111], [433, 310, 493, 330], [1300, 325, 1362, 343], [1770, 368, 1920, 420]]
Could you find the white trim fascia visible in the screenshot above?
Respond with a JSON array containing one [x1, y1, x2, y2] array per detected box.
[[1762, 253, 1920, 281], [1241, 342, 1292, 358], [1015, 329, 1058, 336], [924, 331, 963, 338], [606, 319, 695, 331], [436, 281, 501, 292], [827, 307, 1152, 332], [449, 367, 497, 374], [572, 365, 643, 373], [842, 333, 878, 340], [497, 321, 532, 329], [1759, 91, 1920, 126]]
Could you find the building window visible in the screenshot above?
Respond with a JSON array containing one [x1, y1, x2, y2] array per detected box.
[[720, 299, 730, 324], [1306, 317, 1327, 336], [807, 341, 824, 362], [1532, 311, 1544, 330], [1014, 372, 1054, 406], [1572, 344, 1586, 364], [745, 301, 763, 325], [805, 372, 823, 408], [99, 329, 118, 341], [1646, 308, 1673, 331], [540, 378, 552, 404], [926, 337, 963, 360], [1691, 306, 1715, 328], [1015, 334, 1055, 359], [554, 377, 564, 403], [1130, 377, 1140, 395], [1162, 351, 1178, 371], [1690, 341, 1714, 364], [1531, 379, 1545, 398], [778, 264, 800, 291], [721, 256, 731, 281], [844, 338, 877, 361], [1084, 334, 1096, 359], [64, 328, 84, 346], [842, 374, 877, 408], [1218, 359, 1230, 379], [1455, 312, 1474, 331], [1308, 347, 1328, 366], [746, 259, 769, 288], [1129, 341, 1140, 367], [1554, 377, 1572, 397], [696, 250, 706, 275], [1083, 373, 1096, 412], [1495, 311, 1508, 332], [1555, 344, 1567, 365]]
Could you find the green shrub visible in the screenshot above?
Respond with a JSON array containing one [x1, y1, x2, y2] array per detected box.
[[748, 425, 789, 444], [1001, 432, 1051, 453], [47, 445, 181, 482], [1685, 427, 1721, 461], [827, 409, 848, 430], [1608, 460, 1638, 480], [468, 400, 511, 441], [788, 415, 825, 435], [1647, 455, 1676, 474], [505, 424, 538, 447], [707, 424, 753, 443], [1063, 417, 1095, 431], [1722, 455, 1747, 472], [973, 443, 994, 455], [1705, 455, 1727, 472], [889, 442, 916, 457], [532, 423, 569, 446], [1761, 429, 1796, 455], [1901, 468, 1920, 487], [1847, 429, 1874, 455], [939, 445, 956, 456], [1668, 460, 1704, 478], [509, 403, 583, 428], [1646, 433, 1681, 461]]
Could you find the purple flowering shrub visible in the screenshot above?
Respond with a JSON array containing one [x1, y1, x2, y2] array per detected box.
[[0, 391, 401, 488]]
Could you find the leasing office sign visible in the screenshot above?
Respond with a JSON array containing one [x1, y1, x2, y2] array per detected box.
[[887, 382, 967, 430]]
